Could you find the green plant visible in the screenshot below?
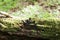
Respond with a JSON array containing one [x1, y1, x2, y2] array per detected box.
[[0, 0, 18, 11]]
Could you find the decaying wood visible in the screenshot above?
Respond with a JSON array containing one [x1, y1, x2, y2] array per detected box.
[[0, 11, 60, 40], [0, 18, 60, 40]]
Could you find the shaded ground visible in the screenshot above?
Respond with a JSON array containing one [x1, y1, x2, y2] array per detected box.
[[0, 30, 49, 40]]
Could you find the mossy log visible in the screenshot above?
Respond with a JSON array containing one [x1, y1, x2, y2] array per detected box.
[[0, 18, 60, 40]]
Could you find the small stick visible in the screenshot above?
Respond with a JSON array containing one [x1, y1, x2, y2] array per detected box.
[[0, 11, 12, 18]]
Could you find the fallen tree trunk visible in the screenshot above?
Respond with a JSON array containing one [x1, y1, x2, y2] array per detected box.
[[0, 18, 60, 40]]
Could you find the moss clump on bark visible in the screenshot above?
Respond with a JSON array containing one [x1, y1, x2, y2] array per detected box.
[[0, 18, 21, 32]]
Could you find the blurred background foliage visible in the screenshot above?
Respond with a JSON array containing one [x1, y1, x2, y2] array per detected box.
[[0, 0, 60, 11], [0, 0, 60, 19]]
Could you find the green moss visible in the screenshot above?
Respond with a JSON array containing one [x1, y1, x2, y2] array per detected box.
[[0, 18, 21, 32]]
